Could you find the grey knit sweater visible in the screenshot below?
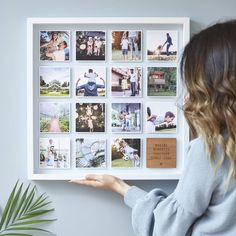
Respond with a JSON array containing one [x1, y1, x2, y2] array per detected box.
[[124, 137, 236, 235]]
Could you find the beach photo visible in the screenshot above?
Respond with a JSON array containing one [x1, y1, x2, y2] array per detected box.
[[146, 102, 177, 133], [111, 67, 142, 97], [40, 102, 70, 133], [147, 30, 178, 61], [75, 138, 106, 168], [39, 67, 70, 97], [111, 103, 141, 133], [39, 138, 70, 169], [75, 66, 106, 97], [112, 31, 142, 62], [147, 67, 177, 96], [75, 103, 105, 132], [76, 31, 106, 61], [111, 138, 141, 168], [40, 31, 70, 61]]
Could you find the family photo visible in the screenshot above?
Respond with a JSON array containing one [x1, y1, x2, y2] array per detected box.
[[40, 102, 70, 133], [111, 67, 142, 97], [75, 103, 105, 132], [112, 31, 142, 61], [147, 30, 178, 61], [76, 31, 106, 61], [111, 138, 141, 168], [39, 138, 70, 169], [111, 103, 141, 133], [39, 67, 70, 97], [40, 31, 70, 61], [146, 102, 177, 133], [75, 67, 106, 97], [75, 138, 106, 168], [147, 67, 177, 96]]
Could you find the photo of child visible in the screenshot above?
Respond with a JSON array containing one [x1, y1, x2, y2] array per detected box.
[[75, 138, 106, 168], [147, 30, 178, 61], [111, 138, 141, 168], [39, 138, 70, 169], [75, 67, 106, 97], [111, 103, 141, 133], [111, 67, 142, 97], [76, 31, 106, 61], [40, 31, 70, 61], [112, 31, 142, 61], [75, 103, 105, 132], [146, 102, 177, 133]]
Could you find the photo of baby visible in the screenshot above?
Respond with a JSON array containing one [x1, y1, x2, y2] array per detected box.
[[40, 31, 70, 61]]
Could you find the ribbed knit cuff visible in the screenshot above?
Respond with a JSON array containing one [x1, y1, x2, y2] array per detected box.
[[124, 186, 147, 209]]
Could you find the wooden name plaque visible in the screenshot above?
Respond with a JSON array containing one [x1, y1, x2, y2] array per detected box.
[[146, 138, 176, 168]]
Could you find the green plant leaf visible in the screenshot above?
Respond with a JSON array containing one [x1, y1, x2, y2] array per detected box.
[[0, 181, 19, 230], [0, 181, 55, 235], [5, 183, 23, 227], [12, 184, 30, 222]]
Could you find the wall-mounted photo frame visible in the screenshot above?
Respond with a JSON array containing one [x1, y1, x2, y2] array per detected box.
[[27, 17, 190, 180]]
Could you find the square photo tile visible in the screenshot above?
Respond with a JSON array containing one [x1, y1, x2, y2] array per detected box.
[[112, 31, 142, 62], [111, 138, 141, 168], [147, 67, 177, 96], [111, 103, 141, 133], [75, 66, 106, 97], [75, 138, 106, 168], [40, 31, 70, 61], [40, 102, 70, 133], [111, 67, 142, 97], [146, 102, 177, 133], [39, 66, 70, 97], [147, 30, 178, 62], [76, 31, 106, 61], [75, 103, 105, 132], [39, 138, 70, 169]]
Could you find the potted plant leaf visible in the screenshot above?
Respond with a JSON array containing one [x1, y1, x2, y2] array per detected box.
[[0, 181, 56, 236]]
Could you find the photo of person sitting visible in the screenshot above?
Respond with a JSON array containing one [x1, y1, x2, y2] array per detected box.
[[75, 68, 105, 96]]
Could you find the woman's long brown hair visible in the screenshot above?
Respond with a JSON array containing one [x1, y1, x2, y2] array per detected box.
[[180, 20, 236, 185]]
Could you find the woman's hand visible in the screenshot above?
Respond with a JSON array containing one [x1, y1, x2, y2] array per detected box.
[[69, 174, 131, 196]]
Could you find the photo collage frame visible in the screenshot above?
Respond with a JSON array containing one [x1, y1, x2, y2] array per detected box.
[[27, 18, 190, 179]]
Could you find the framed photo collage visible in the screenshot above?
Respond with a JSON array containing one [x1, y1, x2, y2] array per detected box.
[[27, 17, 190, 180]]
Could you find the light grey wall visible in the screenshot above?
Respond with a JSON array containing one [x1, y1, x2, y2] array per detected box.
[[0, 0, 235, 235]]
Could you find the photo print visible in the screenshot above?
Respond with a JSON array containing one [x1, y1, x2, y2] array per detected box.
[[40, 102, 70, 133], [111, 67, 142, 97], [146, 102, 177, 133], [75, 138, 106, 168], [75, 103, 105, 132], [40, 31, 70, 61], [111, 138, 141, 168], [76, 31, 106, 61], [39, 67, 70, 97], [111, 103, 141, 133], [112, 31, 142, 62], [147, 30, 178, 61], [39, 138, 70, 169], [75, 66, 106, 97], [147, 67, 177, 96]]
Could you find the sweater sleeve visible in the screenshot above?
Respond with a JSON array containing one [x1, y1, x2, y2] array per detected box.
[[124, 138, 218, 236]]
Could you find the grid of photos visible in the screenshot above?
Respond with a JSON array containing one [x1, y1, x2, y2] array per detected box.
[[37, 25, 181, 172]]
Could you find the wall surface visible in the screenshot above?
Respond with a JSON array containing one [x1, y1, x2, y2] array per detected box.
[[0, 0, 235, 235]]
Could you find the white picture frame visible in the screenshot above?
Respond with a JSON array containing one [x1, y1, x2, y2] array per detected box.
[[27, 17, 190, 180]]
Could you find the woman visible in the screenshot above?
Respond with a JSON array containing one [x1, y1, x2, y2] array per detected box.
[[70, 20, 236, 235]]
